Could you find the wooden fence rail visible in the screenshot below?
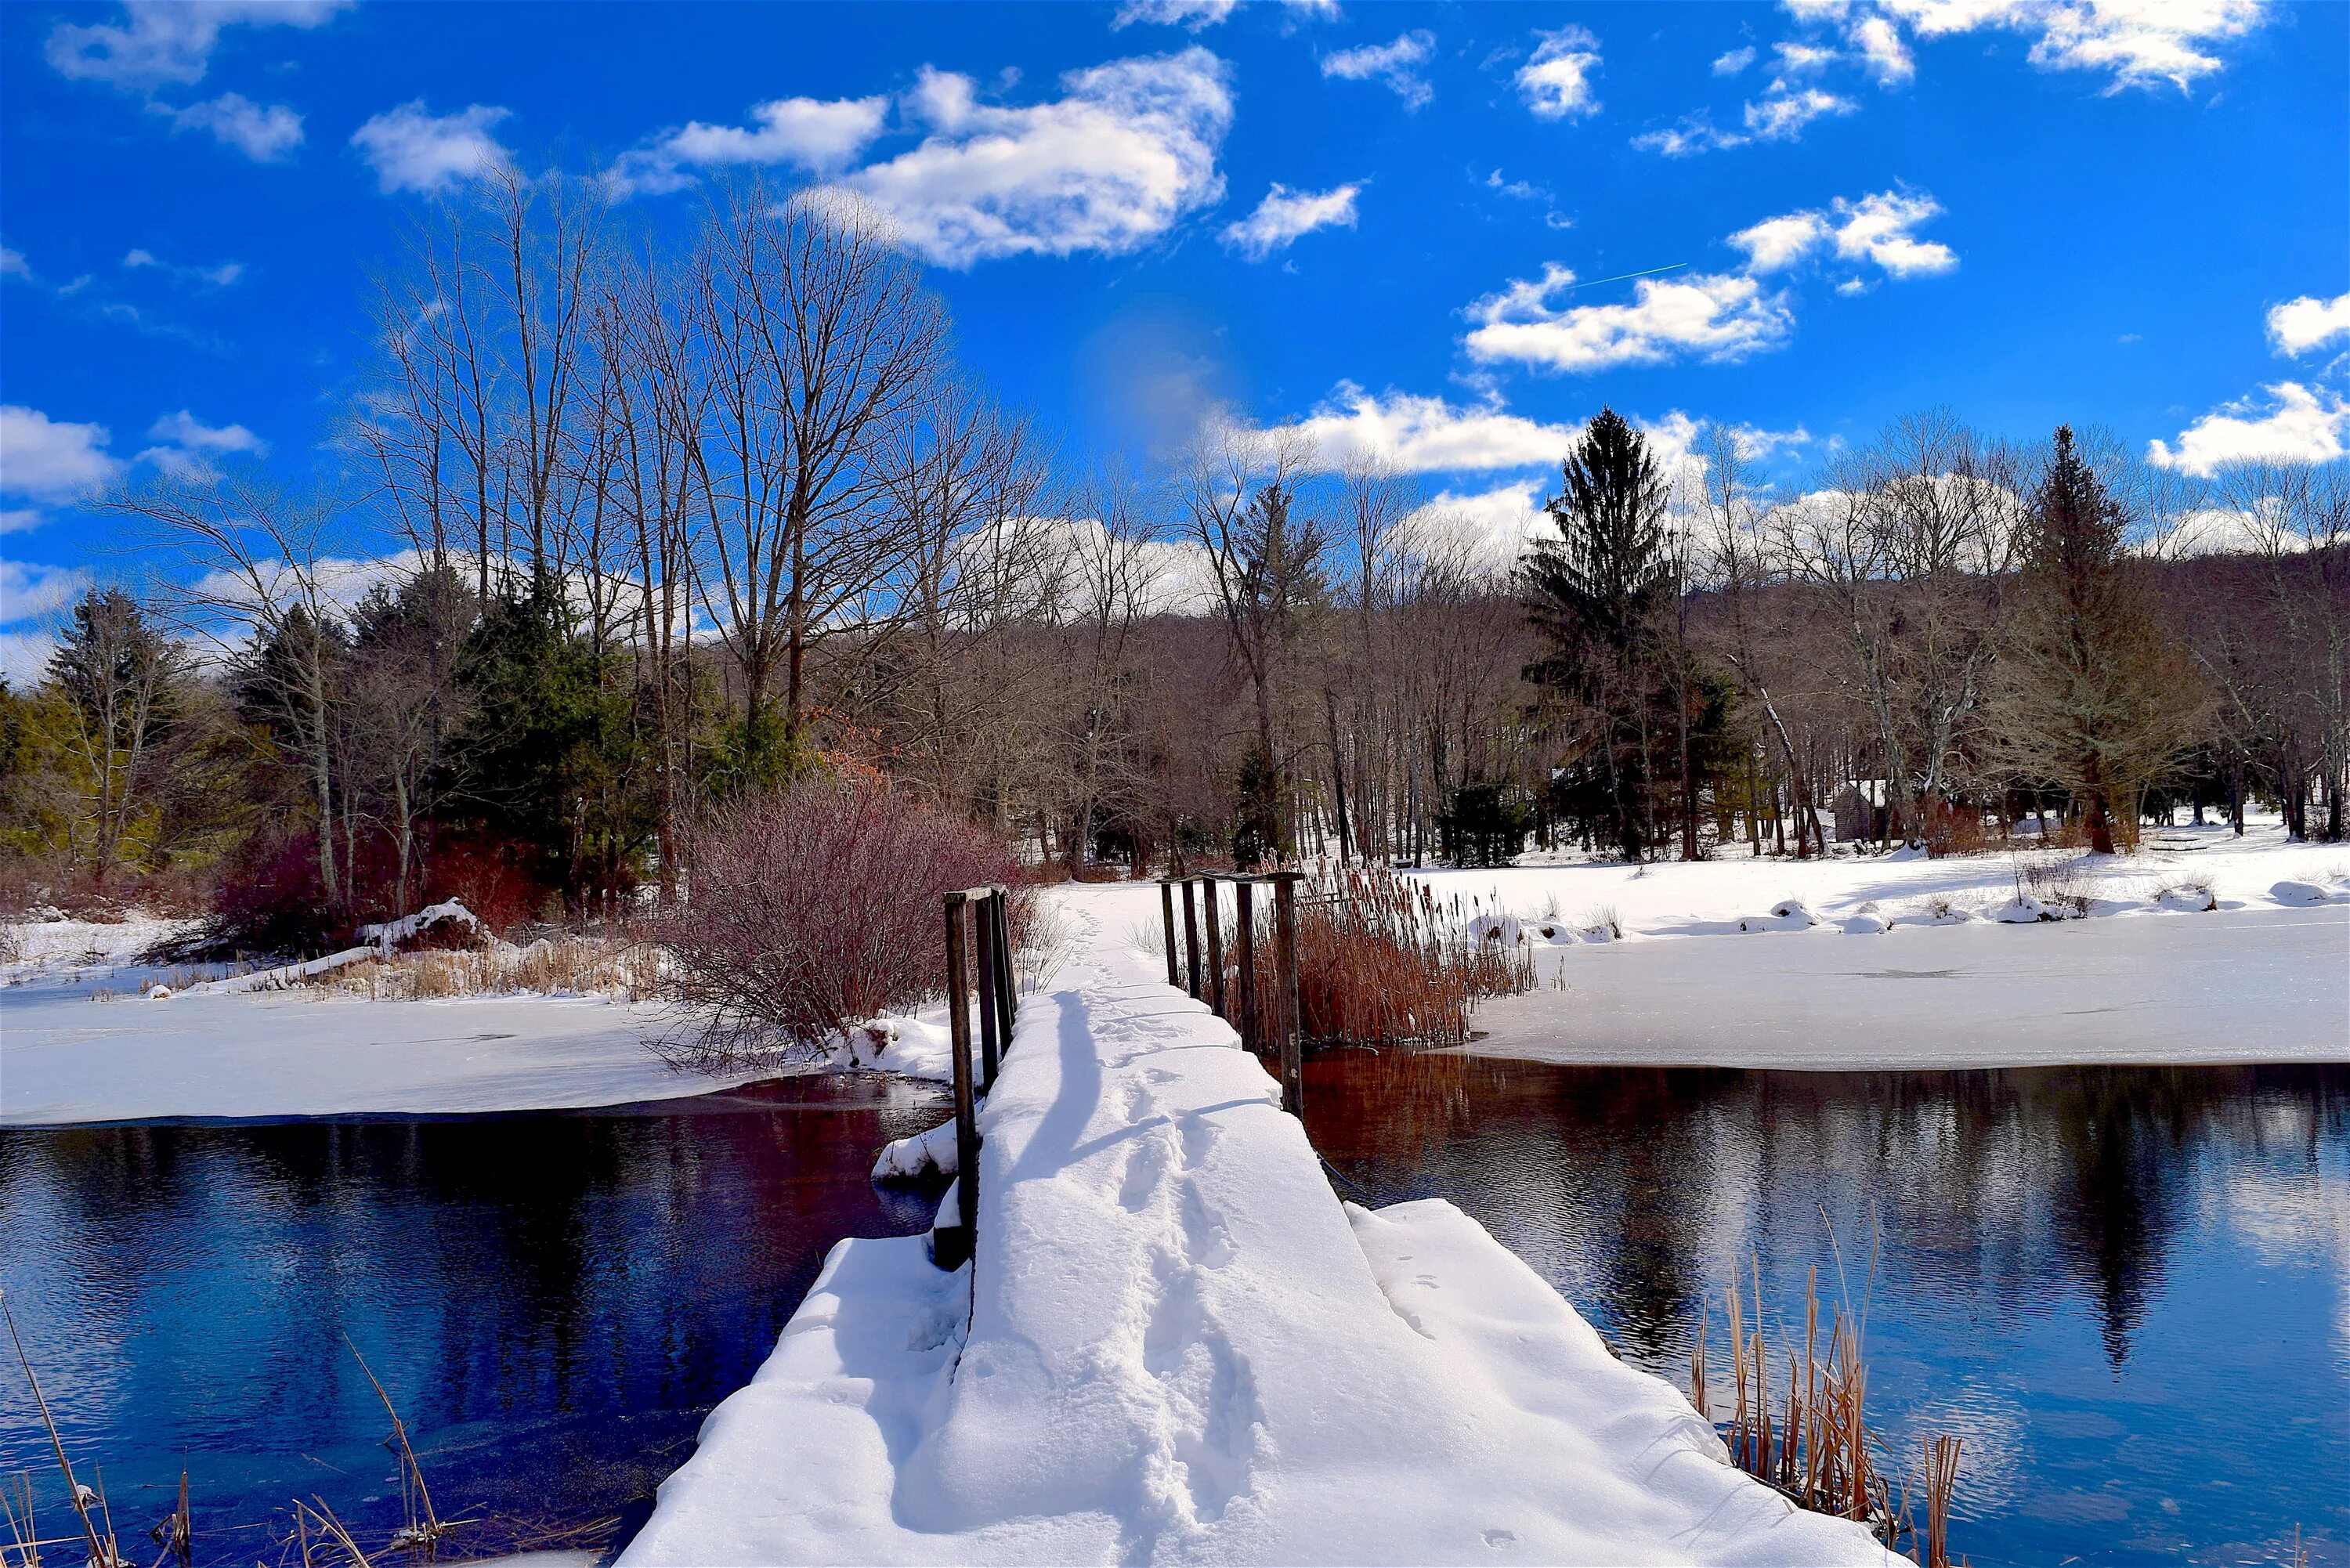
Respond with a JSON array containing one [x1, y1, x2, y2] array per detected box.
[[1159, 873, 1303, 1116], [934, 883, 1014, 1272]]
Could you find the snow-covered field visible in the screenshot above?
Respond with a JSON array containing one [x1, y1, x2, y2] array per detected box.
[[1057, 819, 2350, 1069], [620, 906, 1895, 1566], [0, 918, 954, 1126]]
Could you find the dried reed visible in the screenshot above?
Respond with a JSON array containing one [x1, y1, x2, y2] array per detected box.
[[1219, 866, 1533, 1050], [0, 1291, 125, 1567]]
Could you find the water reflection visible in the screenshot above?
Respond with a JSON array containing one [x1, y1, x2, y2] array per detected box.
[[0, 1078, 946, 1563], [1307, 1056, 2350, 1567]]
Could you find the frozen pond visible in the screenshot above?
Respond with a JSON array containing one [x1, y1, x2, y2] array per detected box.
[[1307, 1055, 2350, 1566]]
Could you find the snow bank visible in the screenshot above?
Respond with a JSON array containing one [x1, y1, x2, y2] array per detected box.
[[623, 915, 1893, 1566], [357, 898, 486, 949], [2271, 879, 2343, 907], [872, 1116, 959, 1180], [1737, 898, 1817, 933]]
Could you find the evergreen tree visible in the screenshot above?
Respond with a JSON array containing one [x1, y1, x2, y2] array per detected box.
[[49, 589, 186, 886], [1522, 408, 1677, 861], [1985, 426, 2205, 853]]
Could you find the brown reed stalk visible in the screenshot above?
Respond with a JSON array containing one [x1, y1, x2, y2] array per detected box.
[[342, 1339, 442, 1555], [1922, 1435, 1961, 1568], [0, 1292, 120, 1568], [148, 1469, 191, 1566], [1690, 1295, 1707, 1422]]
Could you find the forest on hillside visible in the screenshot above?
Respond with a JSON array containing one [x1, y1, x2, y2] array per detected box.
[[3, 172, 2343, 952]]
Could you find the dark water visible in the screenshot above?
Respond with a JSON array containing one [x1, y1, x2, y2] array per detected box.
[[1306, 1055, 2350, 1568], [0, 1078, 946, 1565]]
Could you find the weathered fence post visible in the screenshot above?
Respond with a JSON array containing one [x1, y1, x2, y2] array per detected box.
[[938, 891, 980, 1270], [1271, 869, 1303, 1117], [1202, 876, 1226, 1019], [1159, 878, 1180, 988], [974, 889, 1002, 1091], [990, 886, 1016, 1043], [1234, 877, 1256, 1051], [1180, 877, 1202, 1000]]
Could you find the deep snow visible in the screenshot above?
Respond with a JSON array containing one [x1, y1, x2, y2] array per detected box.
[[620, 911, 1895, 1566], [0, 919, 955, 1125]]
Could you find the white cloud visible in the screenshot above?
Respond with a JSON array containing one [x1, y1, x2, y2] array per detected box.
[[0, 559, 92, 628], [1271, 385, 1575, 471], [160, 92, 302, 161], [0, 406, 124, 501], [1770, 39, 1842, 77], [1632, 114, 1740, 156], [1485, 169, 1552, 202], [1728, 188, 1954, 276], [45, 0, 349, 90], [1, 247, 30, 280], [608, 94, 889, 196], [1713, 46, 1758, 74], [350, 101, 512, 195], [137, 410, 267, 477], [2147, 382, 2350, 475], [0, 510, 42, 535], [1517, 27, 1602, 120], [122, 248, 244, 287], [1849, 15, 1917, 81], [1221, 182, 1360, 260], [1744, 85, 1856, 138], [1465, 264, 1795, 374], [1112, 0, 1238, 29], [1871, 0, 2269, 91], [1321, 30, 1436, 109], [826, 49, 1233, 267], [2268, 291, 2350, 356], [1406, 479, 1550, 574]]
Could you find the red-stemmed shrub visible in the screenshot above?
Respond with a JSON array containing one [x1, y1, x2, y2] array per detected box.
[[650, 774, 1024, 1071]]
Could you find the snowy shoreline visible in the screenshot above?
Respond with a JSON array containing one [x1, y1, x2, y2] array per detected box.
[[619, 905, 1896, 1566]]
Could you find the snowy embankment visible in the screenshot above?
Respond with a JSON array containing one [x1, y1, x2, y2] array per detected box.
[[622, 911, 1893, 1566], [0, 917, 956, 1126], [1054, 822, 2348, 1069]]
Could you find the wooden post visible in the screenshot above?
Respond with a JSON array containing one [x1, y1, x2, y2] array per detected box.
[[974, 891, 1002, 1091], [1272, 870, 1303, 1117], [1180, 877, 1202, 1001], [1159, 878, 1180, 988], [991, 887, 1016, 1043], [1202, 876, 1226, 1018], [1234, 877, 1256, 1051], [939, 891, 980, 1270]]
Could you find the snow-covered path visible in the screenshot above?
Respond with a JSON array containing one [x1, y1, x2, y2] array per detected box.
[[1473, 905, 2350, 1068], [620, 908, 1894, 1566]]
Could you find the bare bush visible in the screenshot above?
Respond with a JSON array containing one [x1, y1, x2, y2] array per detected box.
[[650, 775, 1023, 1071], [2016, 851, 2095, 916]]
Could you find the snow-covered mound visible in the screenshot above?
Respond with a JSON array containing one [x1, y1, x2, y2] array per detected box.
[[2271, 879, 2340, 907], [622, 919, 1894, 1566], [1839, 902, 1892, 934], [1737, 898, 1817, 933]]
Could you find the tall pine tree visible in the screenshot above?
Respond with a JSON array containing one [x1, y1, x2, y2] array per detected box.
[[1522, 408, 1676, 862]]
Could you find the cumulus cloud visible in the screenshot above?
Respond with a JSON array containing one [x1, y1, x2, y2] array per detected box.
[[1267, 385, 1576, 471], [1112, 0, 1238, 29], [1849, 15, 1917, 81], [351, 101, 512, 195], [826, 49, 1233, 267], [1406, 479, 1551, 575], [1744, 85, 1857, 138], [0, 558, 92, 627], [1320, 30, 1436, 109], [2268, 291, 2350, 357], [1713, 46, 1758, 74], [45, 0, 349, 90], [0, 406, 124, 502], [1517, 27, 1602, 120], [1221, 182, 1360, 261], [137, 410, 267, 478], [1464, 264, 1795, 374], [1875, 0, 2269, 91], [608, 95, 889, 196], [1728, 188, 1955, 277], [157, 91, 302, 161], [2147, 382, 2350, 475]]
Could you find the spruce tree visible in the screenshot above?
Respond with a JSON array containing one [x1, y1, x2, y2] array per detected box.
[[1521, 408, 1675, 861]]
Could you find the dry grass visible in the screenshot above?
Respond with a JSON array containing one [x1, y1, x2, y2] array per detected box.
[[1215, 867, 1533, 1050], [2016, 851, 2095, 916], [1691, 1221, 1965, 1564], [293, 938, 659, 1003]]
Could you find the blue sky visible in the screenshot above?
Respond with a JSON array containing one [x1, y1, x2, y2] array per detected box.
[[2, 0, 2345, 672]]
